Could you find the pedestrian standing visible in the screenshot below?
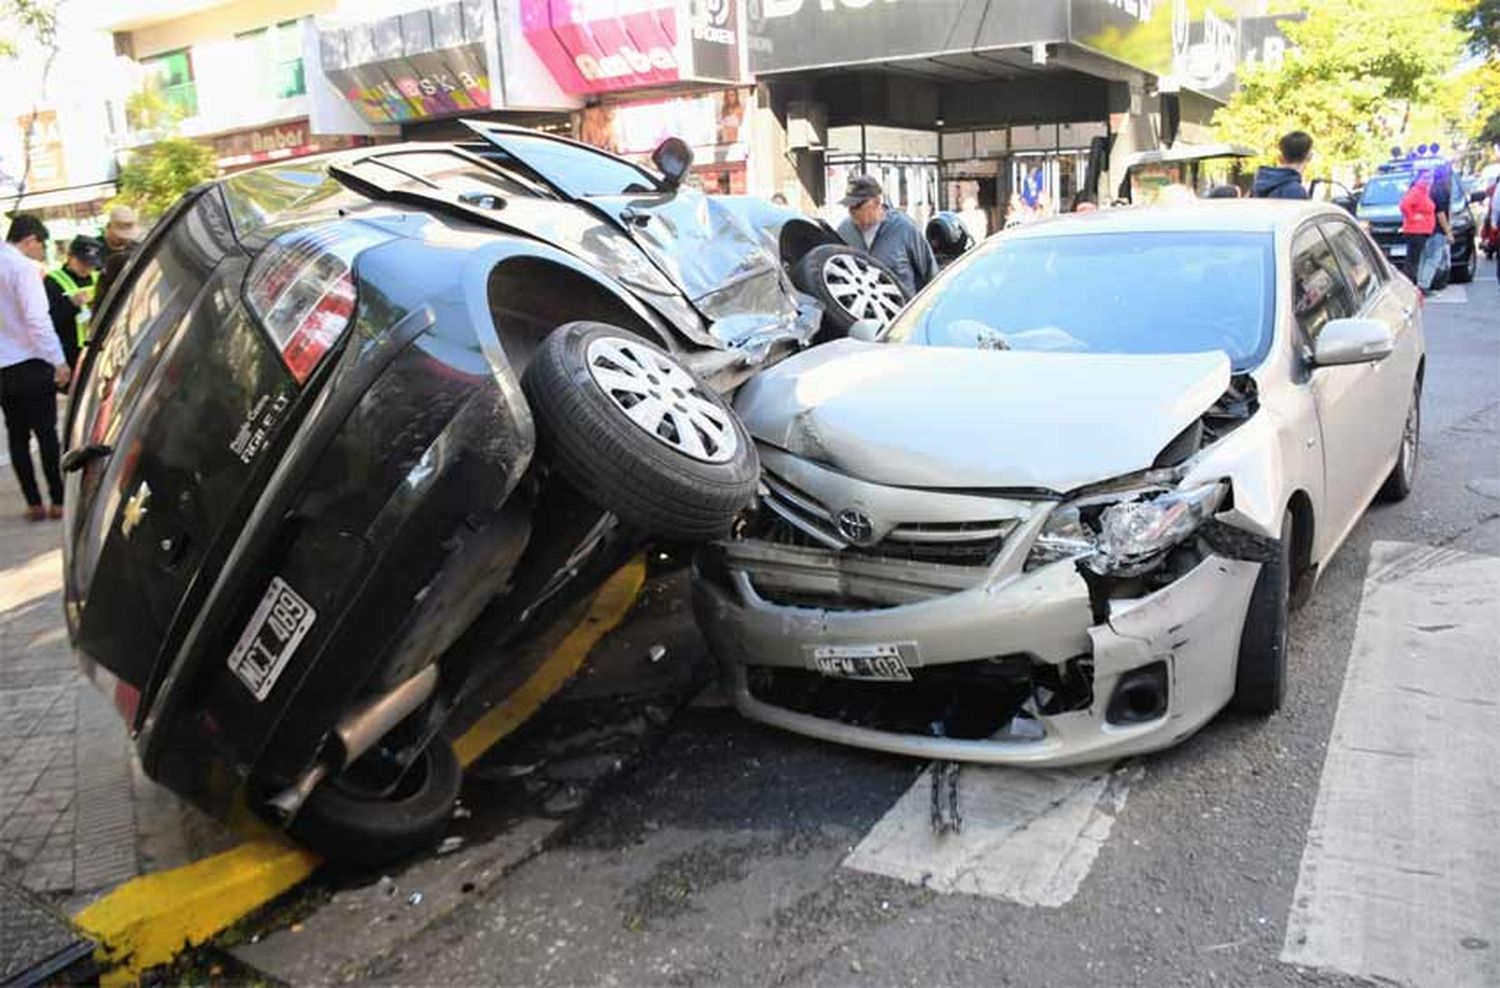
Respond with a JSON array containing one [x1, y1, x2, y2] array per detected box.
[[92, 204, 140, 310], [44, 236, 103, 371], [1417, 164, 1455, 292], [1399, 174, 1437, 288], [835, 175, 938, 296], [1251, 131, 1313, 200], [1, 215, 71, 520]]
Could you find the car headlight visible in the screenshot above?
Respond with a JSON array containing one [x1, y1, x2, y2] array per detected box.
[[1026, 482, 1227, 575]]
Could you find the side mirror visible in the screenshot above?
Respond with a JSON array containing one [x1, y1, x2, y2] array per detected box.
[[848, 318, 883, 342], [1312, 318, 1395, 367], [651, 137, 694, 191]]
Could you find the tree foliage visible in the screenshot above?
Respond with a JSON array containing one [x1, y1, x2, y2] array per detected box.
[[1213, 0, 1470, 178], [113, 137, 217, 221], [1453, 0, 1500, 148], [0, 0, 55, 59]]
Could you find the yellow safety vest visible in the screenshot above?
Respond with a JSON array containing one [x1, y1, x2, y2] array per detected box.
[[47, 266, 96, 348]]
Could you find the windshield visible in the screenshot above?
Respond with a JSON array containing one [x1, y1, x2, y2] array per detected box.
[[1361, 174, 1410, 207], [482, 132, 661, 198], [886, 231, 1276, 370]]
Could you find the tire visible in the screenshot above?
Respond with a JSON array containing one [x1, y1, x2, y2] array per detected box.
[[1230, 511, 1292, 716], [1452, 235, 1477, 283], [1377, 379, 1421, 503], [522, 322, 758, 542], [790, 244, 909, 335], [288, 740, 462, 868]]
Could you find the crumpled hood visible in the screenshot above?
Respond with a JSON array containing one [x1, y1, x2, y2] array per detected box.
[[734, 340, 1232, 493]]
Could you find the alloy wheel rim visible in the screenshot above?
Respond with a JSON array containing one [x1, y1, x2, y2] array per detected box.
[[584, 336, 738, 464], [821, 254, 905, 325]]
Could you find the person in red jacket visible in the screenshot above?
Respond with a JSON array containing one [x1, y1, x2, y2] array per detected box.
[[1399, 174, 1436, 288]]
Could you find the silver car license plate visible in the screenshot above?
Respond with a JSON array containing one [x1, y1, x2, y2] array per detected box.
[[1389, 243, 1408, 258], [810, 643, 913, 681], [227, 577, 317, 701]]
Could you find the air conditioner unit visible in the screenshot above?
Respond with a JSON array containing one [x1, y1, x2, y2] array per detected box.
[[787, 101, 827, 151]]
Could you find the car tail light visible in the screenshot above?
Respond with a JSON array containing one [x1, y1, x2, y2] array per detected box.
[[245, 227, 388, 384]]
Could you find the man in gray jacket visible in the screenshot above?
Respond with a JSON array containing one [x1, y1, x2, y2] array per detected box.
[[836, 175, 937, 297]]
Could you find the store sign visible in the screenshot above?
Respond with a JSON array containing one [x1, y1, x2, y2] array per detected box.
[[748, 0, 1290, 102], [521, 0, 744, 96], [211, 120, 366, 169], [15, 111, 66, 192], [318, 2, 493, 124]]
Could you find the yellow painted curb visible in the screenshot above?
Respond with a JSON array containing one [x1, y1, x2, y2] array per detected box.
[[73, 555, 648, 984], [453, 554, 648, 767], [75, 839, 318, 986]]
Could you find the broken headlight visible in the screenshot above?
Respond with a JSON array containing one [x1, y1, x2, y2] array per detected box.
[[1026, 482, 1227, 575]]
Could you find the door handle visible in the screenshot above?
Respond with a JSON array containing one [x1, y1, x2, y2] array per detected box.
[[61, 443, 112, 473]]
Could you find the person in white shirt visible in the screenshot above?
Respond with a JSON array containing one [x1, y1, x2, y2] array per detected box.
[[1, 214, 71, 520]]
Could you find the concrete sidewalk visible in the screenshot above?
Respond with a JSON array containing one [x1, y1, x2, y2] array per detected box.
[[0, 465, 232, 915]]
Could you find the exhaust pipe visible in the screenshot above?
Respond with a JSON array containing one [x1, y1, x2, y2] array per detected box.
[[265, 664, 439, 821]]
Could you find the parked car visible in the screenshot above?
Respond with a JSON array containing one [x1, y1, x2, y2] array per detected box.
[[694, 203, 1424, 767], [59, 124, 895, 866], [1357, 162, 1479, 285]]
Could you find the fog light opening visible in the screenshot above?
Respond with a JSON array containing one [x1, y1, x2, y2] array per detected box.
[[1106, 661, 1169, 725]]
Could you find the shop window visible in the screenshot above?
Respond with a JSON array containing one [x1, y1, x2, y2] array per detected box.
[[141, 49, 198, 120], [236, 19, 307, 100]]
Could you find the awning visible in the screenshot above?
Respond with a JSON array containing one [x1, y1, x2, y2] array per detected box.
[[0, 181, 116, 213], [1121, 143, 1256, 169]]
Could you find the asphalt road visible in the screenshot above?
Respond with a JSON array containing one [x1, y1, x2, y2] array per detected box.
[[328, 270, 1500, 988]]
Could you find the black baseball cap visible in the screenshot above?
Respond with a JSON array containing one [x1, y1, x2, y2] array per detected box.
[[69, 235, 104, 268], [839, 175, 883, 207]]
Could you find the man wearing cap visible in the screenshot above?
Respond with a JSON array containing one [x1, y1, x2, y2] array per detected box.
[[1, 214, 70, 520], [836, 175, 937, 297], [44, 236, 103, 370], [92, 203, 140, 310]]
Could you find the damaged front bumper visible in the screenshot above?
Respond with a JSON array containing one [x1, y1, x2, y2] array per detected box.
[[693, 541, 1262, 768]]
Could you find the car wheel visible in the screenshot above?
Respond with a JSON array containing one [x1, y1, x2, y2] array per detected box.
[[1377, 379, 1421, 502], [790, 244, 909, 336], [523, 322, 758, 542], [288, 739, 461, 868], [1230, 511, 1292, 716], [1452, 235, 1477, 283]]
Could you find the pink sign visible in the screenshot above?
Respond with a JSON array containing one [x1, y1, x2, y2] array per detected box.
[[521, 0, 681, 95]]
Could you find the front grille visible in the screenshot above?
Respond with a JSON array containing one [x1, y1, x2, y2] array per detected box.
[[759, 471, 1016, 567], [746, 656, 1093, 741]]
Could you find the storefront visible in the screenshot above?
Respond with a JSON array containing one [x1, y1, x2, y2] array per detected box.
[[208, 117, 372, 172], [576, 87, 753, 194], [745, 0, 1294, 218]]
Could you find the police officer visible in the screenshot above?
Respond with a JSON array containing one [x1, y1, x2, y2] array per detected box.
[[44, 235, 103, 371]]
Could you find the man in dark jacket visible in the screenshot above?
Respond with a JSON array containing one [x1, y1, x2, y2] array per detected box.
[[835, 175, 937, 297], [44, 236, 103, 370], [1251, 131, 1313, 200], [92, 204, 139, 310]]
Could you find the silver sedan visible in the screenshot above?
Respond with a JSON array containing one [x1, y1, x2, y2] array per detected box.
[[694, 202, 1425, 767]]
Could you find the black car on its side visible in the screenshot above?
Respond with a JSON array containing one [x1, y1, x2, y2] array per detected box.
[[61, 124, 909, 865]]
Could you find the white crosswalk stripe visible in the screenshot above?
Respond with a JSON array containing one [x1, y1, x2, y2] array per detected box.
[[844, 763, 1135, 906], [1282, 541, 1500, 987]]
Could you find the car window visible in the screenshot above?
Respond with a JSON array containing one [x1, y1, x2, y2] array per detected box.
[[474, 132, 660, 198], [1291, 227, 1357, 341], [1321, 221, 1381, 306], [1360, 174, 1407, 207], [884, 231, 1276, 371], [368, 151, 539, 199]]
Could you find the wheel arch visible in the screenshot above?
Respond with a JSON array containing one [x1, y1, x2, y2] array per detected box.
[[1286, 488, 1316, 605], [485, 254, 676, 377], [779, 217, 842, 266]]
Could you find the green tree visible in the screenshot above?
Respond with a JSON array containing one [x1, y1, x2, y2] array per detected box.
[[2, 0, 61, 203], [1453, 0, 1500, 147], [1213, 0, 1469, 179], [113, 137, 217, 221]]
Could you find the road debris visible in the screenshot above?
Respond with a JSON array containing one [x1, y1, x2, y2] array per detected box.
[[930, 761, 963, 836], [437, 836, 465, 856]]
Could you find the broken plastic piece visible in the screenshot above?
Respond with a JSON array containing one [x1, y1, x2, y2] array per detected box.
[[437, 836, 464, 855], [648, 644, 667, 663], [406, 892, 424, 906], [930, 761, 962, 836]]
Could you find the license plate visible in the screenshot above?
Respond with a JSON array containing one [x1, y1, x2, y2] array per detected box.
[[1389, 243, 1408, 258], [810, 643, 913, 681], [227, 577, 317, 701]]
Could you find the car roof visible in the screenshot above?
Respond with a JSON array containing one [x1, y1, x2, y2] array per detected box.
[[1002, 201, 1347, 239]]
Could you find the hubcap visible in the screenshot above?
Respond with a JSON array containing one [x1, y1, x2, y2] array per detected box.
[[584, 336, 738, 464], [821, 254, 905, 325]]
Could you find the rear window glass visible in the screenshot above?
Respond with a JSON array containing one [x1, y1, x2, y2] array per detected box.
[[367, 151, 542, 198], [222, 160, 367, 237]]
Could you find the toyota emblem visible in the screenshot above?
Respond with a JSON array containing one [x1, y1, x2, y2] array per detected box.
[[835, 509, 876, 545]]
